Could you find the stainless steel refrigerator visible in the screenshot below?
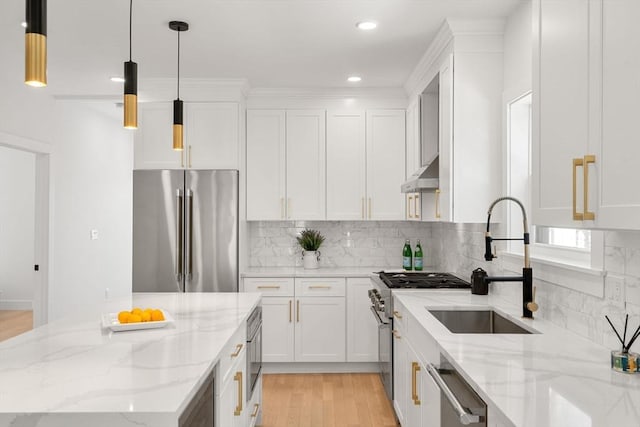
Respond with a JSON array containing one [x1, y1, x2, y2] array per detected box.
[[133, 169, 238, 293]]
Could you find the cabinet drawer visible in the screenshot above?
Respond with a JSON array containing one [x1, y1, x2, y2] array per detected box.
[[218, 325, 247, 385], [296, 277, 346, 297], [243, 277, 294, 296]]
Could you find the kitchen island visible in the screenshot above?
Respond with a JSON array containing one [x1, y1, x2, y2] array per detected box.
[[394, 291, 640, 427], [0, 292, 261, 427]]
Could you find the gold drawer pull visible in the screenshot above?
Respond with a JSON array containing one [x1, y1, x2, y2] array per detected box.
[[393, 310, 403, 319], [435, 189, 441, 219], [392, 329, 401, 339], [230, 343, 243, 358], [297, 300, 300, 322], [251, 403, 260, 418], [583, 154, 596, 220], [234, 371, 243, 416], [572, 158, 584, 220], [412, 362, 421, 405], [289, 300, 292, 323], [257, 285, 281, 289], [309, 285, 331, 289]]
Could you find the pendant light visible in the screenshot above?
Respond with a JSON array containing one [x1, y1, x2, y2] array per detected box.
[[169, 21, 189, 151], [25, 0, 47, 87], [123, 0, 137, 129]]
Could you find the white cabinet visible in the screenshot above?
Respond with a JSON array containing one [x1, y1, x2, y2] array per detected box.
[[134, 102, 239, 170], [247, 375, 262, 427], [246, 109, 326, 220], [346, 278, 378, 362], [366, 109, 406, 220], [393, 320, 408, 426], [261, 297, 295, 362], [295, 296, 345, 362], [326, 111, 367, 220], [217, 325, 247, 427]]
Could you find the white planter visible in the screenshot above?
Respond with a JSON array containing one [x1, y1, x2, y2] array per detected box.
[[302, 250, 321, 269]]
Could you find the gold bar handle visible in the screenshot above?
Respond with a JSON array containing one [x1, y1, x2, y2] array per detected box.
[[583, 155, 596, 220], [233, 371, 243, 416], [412, 362, 421, 405], [257, 285, 281, 289], [435, 189, 441, 219], [393, 310, 403, 319], [368, 197, 372, 219], [392, 329, 401, 339], [230, 343, 243, 358], [289, 300, 292, 323], [251, 403, 260, 418], [297, 300, 300, 323], [415, 194, 420, 219], [188, 145, 192, 169], [309, 285, 331, 289], [573, 158, 584, 220], [408, 195, 414, 218]]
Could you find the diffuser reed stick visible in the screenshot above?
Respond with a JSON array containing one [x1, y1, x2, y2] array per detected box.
[[605, 314, 640, 353]]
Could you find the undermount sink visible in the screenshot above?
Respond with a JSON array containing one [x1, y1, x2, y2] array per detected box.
[[428, 309, 534, 334]]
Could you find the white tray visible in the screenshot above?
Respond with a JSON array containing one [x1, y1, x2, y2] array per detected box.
[[102, 310, 174, 332]]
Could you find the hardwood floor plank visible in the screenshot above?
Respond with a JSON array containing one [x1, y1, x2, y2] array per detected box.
[[0, 310, 33, 342], [261, 373, 399, 427]]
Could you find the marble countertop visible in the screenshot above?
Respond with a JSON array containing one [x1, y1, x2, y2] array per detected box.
[[395, 291, 640, 427], [0, 292, 261, 427], [241, 266, 386, 277]]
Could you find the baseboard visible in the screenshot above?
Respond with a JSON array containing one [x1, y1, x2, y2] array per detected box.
[[0, 300, 33, 310], [262, 362, 379, 374]]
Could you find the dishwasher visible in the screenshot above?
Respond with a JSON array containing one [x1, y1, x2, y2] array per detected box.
[[426, 357, 487, 427]]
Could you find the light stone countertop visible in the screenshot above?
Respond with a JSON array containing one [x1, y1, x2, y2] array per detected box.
[[241, 266, 387, 277], [394, 291, 640, 427], [0, 292, 261, 427]]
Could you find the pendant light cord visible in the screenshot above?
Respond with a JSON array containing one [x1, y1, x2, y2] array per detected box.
[[129, 0, 133, 61], [177, 29, 181, 99]]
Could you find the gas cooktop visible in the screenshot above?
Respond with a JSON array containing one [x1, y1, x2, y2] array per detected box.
[[378, 271, 471, 289]]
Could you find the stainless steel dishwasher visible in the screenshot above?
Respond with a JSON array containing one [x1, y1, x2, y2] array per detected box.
[[426, 357, 487, 427]]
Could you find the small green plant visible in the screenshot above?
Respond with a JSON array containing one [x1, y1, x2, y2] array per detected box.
[[296, 229, 325, 252]]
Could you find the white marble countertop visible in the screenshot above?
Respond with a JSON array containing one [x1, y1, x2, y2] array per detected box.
[[394, 291, 640, 427], [0, 292, 261, 427], [241, 266, 385, 277]]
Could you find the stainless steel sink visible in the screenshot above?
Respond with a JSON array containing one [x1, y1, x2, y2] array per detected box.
[[428, 309, 534, 334]]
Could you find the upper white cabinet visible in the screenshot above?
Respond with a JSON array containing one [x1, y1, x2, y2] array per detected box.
[[533, 0, 640, 229], [134, 102, 240, 170], [246, 109, 325, 220], [366, 109, 406, 220]]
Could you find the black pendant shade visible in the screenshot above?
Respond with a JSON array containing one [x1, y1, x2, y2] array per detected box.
[[170, 20, 189, 151], [25, 0, 47, 87], [123, 0, 137, 129]]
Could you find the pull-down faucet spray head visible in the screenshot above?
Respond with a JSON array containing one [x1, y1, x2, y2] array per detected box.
[[485, 196, 530, 268]]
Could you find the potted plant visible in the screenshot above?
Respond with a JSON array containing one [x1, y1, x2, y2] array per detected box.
[[296, 229, 325, 269]]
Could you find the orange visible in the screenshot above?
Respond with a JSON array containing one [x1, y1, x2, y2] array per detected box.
[[117, 311, 131, 324], [141, 311, 151, 322], [131, 307, 143, 315], [129, 313, 142, 323], [151, 309, 165, 321]]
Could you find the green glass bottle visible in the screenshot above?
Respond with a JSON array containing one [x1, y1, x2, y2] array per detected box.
[[402, 239, 412, 270], [414, 239, 423, 271]]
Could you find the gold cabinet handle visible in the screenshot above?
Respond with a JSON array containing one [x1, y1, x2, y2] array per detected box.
[[251, 403, 260, 418], [188, 145, 192, 169], [392, 329, 401, 339], [309, 285, 331, 289], [233, 371, 243, 416], [415, 194, 420, 219], [297, 300, 300, 323], [257, 285, 281, 289], [361, 197, 365, 219], [435, 189, 441, 219], [368, 197, 372, 219], [393, 310, 403, 320], [411, 362, 421, 405], [583, 154, 596, 220], [289, 300, 292, 323], [280, 197, 285, 219], [408, 195, 414, 219], [572, 158, 584, 220], [230, 343, 243, 358]]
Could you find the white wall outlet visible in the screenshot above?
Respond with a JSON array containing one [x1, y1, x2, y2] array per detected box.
[[90, 229, 99, 240]]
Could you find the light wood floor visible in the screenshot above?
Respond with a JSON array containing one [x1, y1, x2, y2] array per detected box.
[[262, 373, 399, 427], [0, 310, 33, 342]]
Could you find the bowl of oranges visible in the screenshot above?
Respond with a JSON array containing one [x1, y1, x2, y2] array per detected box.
[[102, 307, 174, 332]]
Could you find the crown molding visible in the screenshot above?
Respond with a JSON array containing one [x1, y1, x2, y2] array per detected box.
[[248, 87, 407, 100]]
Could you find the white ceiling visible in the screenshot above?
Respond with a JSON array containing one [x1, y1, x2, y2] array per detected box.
[[3, 0, 524, 96]]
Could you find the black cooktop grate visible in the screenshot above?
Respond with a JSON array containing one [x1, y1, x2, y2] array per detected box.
[[379, 272, 471, 289]]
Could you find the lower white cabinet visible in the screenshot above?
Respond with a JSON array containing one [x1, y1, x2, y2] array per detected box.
[[247, 375, 262, 427], [217, 327, 247, 427], [346, 278, 378, 362], [295, 296, 346, 362], [261, 297, 295, 362]]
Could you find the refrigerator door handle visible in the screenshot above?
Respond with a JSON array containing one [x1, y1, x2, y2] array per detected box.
[[176, 189, 184, 284], [186, 189, 193, 282]]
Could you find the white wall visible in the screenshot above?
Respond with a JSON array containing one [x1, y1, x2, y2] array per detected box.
[[0, 146, 36, 309], [49, 102, 133, 321], [503, 0, 532, 98]]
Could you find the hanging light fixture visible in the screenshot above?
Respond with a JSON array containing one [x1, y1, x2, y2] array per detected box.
[[169, 21, 188, 151], [123, 0, 137, 129], [25, 0, 47, 87]]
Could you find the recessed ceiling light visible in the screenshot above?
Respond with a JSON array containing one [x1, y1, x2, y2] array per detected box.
[[21, 21, 27, 28], [110, 76, 126, 83], [347, 76, 362, 83], [356, 21, 377, 30]]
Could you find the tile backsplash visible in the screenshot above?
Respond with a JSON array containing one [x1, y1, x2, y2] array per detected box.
[[248, 220, 640, 348]]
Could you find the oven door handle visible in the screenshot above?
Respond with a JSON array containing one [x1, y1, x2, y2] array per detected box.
[[370, 306, 389, 325]]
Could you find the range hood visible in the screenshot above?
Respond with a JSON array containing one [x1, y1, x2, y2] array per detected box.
[[401, 153, 439, 193]]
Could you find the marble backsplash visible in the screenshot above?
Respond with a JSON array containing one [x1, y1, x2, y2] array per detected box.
[[247, 221, 440, 269]]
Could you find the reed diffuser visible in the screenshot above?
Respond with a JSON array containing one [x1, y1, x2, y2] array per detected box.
[[606, 314, 640, 373]]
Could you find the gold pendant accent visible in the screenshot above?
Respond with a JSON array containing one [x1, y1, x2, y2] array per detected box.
[[173, 124, 184, 151], [124, 94, 137, 129], [25, 33, 47, 87]]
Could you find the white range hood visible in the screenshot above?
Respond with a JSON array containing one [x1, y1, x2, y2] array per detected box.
[[401, 153, 439, 193]]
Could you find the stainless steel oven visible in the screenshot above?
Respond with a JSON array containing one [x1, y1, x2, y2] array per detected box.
[[370, 303, 393, 400], [246, 306, 262, 402]]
